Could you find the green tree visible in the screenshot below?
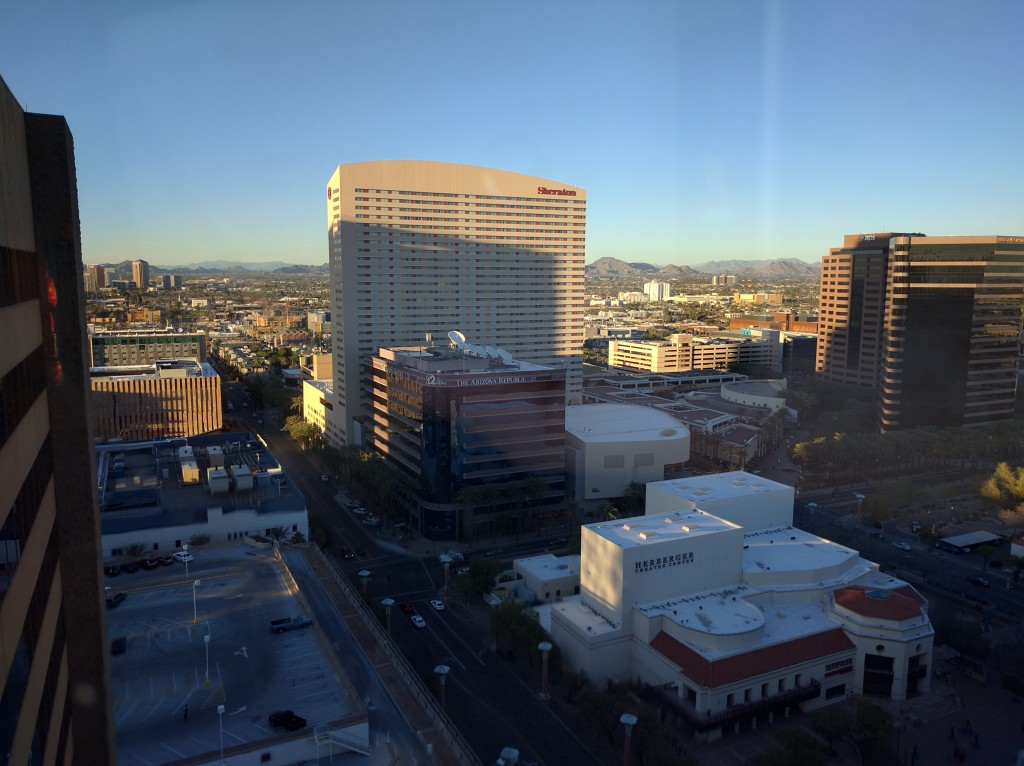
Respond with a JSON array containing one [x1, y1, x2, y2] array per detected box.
[[622, 481, 646, 516], [809, 705, 854, 745]]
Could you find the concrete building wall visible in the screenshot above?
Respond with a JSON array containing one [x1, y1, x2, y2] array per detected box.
[[0, 75, 115, 763]]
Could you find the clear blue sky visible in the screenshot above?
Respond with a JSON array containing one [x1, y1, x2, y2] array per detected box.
[[3, 0, 1022, 267]]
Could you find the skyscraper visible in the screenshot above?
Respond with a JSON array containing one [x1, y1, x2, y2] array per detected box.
[[131, 258, 149, 290], [85, 263, 105, 293], [817, 233, 1024, 431], [326, 160, 586, 447], [0, 75, 114, 763]]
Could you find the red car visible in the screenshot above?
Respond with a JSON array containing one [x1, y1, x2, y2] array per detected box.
[[398, 602, 416, 615]]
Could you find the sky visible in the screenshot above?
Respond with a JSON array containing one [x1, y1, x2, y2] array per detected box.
[[2, 0, 1023, 268]]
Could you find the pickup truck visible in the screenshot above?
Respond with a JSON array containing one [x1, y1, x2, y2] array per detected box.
[[269, 616, 313, 634]]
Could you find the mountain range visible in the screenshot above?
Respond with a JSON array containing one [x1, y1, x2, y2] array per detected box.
[[585, 257, 818, 278], [94, 257, 816, 278]]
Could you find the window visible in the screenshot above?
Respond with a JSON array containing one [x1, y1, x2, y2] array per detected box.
[[603, 454, 624, 469]]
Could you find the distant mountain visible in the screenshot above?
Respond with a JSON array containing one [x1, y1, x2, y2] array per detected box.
[[584, 256, 817, 279], [96, 260, 330, 275], [689, 258, 817, 276], [585, 257, 698, 279]]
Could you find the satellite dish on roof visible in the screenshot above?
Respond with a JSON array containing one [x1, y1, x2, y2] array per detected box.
[[497, 348, 513, 364], [467, 344, 486, 356], [448, 330, 466, 348], [485, 345, 498, 359]]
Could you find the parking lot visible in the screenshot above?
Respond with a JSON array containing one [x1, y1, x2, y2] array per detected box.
[[106, 545, 362, 764]]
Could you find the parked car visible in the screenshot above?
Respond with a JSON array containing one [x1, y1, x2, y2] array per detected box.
[[869, 532, 885, 541], [399, 602, 416, 614], [172, 551, 194, 563], [137, 557, 161, 570], [320, 474, 330, 482], [119, 561, 139, 574], [456, 567, 470, 576], [268, 710, 307, 732], [269, 616, 313, 633], [484, 548, 503, 558], [341, 547, 355, 560], [410, 614, 426, 629], [429, 599, 445, 611], [158, 554, 175, 566], [891, 542, 912, 551], [103, 563, 121, 577], [106, 591, 127, 608], [968, 576, 991, 588]]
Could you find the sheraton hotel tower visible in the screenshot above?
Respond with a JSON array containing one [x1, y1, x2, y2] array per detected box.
[[326, 160, 586, 447]]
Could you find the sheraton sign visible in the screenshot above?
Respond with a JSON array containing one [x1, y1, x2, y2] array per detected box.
[[537, 186, 577, 197]]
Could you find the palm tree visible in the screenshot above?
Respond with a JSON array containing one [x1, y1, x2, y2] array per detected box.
[[622, 481, 646, 517], [599, 500, 619, 521], [560, 497, 582, 525], [289, 395, 303, 415]]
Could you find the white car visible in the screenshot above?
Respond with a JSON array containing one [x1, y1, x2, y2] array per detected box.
[[410, 614, 426, 629], [429, 599, 445, 611], [320, 474, 329, 482], [172, 551, 194, 563], [891, 542, 912, 552]]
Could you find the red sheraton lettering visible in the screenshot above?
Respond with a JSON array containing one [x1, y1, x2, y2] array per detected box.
[[537, 186, 577, 197]]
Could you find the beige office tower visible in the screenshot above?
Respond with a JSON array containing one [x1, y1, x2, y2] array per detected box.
[[326, 160, 586, 447], [0, 75, 114, 763], [131, 258, 149, 290]]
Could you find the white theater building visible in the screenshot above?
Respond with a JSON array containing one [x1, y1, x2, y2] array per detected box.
[[549, 472, 933, 740]]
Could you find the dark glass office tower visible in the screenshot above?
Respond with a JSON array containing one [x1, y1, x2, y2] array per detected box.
[[818, 232, 1024, 432], [0, 75, 115, 763], [880, 235, 1024, 431]]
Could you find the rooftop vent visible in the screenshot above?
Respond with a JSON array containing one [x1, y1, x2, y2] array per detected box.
[[639, 531, 658, 540]]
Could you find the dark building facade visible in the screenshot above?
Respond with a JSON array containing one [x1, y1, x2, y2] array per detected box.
[[0, 76, 115, 763], [369, 345, 566, 541], [817, 233, 1024, 431]]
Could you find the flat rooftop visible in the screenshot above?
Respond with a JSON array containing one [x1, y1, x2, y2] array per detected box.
[[97, 431, 304, 534], [90, 357, 216, 381], [586, 509, 740, 549], [516, 553, 581, 580], [651, 471, 791, 504], [565, 403, 688, 441]]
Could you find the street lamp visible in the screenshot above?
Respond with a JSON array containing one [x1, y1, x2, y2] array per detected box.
[[217, 703, 225, 764], [381, 598, 395, 633], [357, 569, 371, 596], [192, 579, 201, 624], [619, 713, 637, 766], [204, 633, 211, 684], [434, 664, 450, 709], [537, 642, 553, 700], [182, 543, 190, 578]]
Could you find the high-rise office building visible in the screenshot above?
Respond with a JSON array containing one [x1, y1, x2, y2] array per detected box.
[[817, 233, 1024, 431], [0, 75, 114, 764], [131, 258, 149, 290], [326, 160, 586, 447], [84, 263, 105, 293]]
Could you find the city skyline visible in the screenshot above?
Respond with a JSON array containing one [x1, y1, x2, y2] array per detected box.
[[3, 1, 1023, 267]]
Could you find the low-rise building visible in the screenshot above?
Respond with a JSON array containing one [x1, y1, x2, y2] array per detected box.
[[608, 333, 778, 374], [97, 432, 309, 558], [90, 328, 208, 366], [90, 358, 222, 440], [565, 404, 690, 509], [548, 472, 933, 741]]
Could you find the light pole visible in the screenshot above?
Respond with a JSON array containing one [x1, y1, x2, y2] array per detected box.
[[434, 664, 450, 709], [192, 579, 201, 624], [357, 569, 371, 596], [182, 543, 190, 578], [620, 713, 637, 766], [381, 598, 395, 633], [204, 633, 211, 684], [537, 641, 553, 700], [217, 703, 225, 764]]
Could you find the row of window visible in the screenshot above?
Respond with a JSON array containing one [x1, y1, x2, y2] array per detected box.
[[352, 189, 585, 204]]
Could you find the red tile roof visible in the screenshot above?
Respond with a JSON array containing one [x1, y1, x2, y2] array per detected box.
[[833, 585, 925, 621], [651, 627, 854, 688]]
